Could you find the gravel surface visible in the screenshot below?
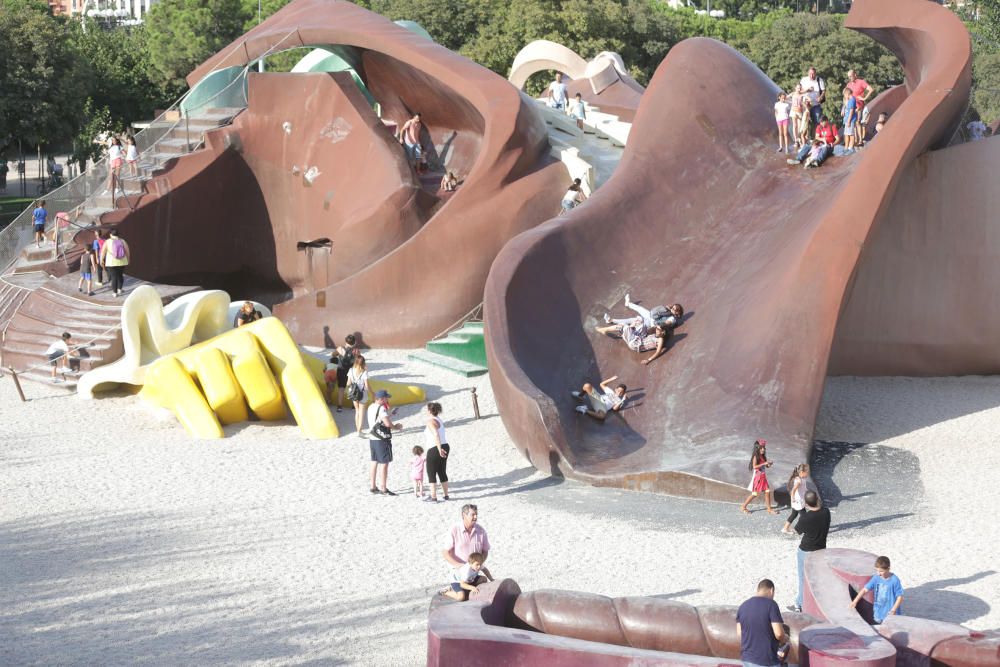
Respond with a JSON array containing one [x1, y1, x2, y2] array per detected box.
[[2, 359, 997, 666]]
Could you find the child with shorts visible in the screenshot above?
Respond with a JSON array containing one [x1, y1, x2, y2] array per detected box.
[[45, 332, 77, 382], [570, 92, 587, 130], [842, 88, 858, 152], [775, 92, 792, 153], [32, 200, 47, 246], [441, 552, 493, 601], [78, 242, 95, 296]]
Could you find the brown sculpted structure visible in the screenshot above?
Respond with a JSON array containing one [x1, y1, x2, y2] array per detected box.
[[100, 0, 564, 348], [427, 549, 1000, 665], [483, 0, 972, 500]]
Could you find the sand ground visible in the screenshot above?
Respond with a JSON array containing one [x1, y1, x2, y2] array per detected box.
[[1, 351, 998, 666]]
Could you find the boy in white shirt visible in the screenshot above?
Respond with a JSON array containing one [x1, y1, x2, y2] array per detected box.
[[442, 552, 493, 601], [45, 332, 78, 382]]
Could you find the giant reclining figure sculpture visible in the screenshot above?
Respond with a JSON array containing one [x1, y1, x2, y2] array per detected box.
[[483, 0, 972, 500], [107, 0, 565, 349], [427, 548, 999, 665]]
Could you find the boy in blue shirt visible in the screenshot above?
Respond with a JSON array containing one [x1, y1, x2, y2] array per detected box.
[[32, 199, 47, 246], [850, 555, 904, 624]]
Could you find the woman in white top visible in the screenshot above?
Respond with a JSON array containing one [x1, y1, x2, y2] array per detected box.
[[106, 136, 124, 189], [346, 355, 371, 436], [423, 402, 450, 502]]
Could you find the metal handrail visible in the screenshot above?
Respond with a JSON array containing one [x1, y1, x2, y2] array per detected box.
[[0, 29, 299, 277]]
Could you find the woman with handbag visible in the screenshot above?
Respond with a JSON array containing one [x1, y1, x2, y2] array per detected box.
[[346, 355, 371, 437]]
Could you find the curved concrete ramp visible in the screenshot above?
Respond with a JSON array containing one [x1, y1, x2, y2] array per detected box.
[[178, 0, 565, 348], [483, 0, 971, 500]]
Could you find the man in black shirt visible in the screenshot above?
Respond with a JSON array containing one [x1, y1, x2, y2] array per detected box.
[[790, 490, 830, 613], [737, 579, 787, 667]]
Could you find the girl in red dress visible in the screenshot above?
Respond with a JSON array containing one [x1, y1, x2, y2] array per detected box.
[[740, 438, 777, 515]]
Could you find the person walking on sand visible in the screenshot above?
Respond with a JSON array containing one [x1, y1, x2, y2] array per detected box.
[[442, 504, 491, 576], [367, 389, 401, 495], [423, 402, 451, 503], [789, 490, 831, 613], [100, 229, 130, 297], [781, 464, 813, 535], [737, 579, 789, 667], [347, 355, 371, 436], [740, 439, 777, 514]]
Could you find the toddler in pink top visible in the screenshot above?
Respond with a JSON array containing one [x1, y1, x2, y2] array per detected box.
[[411, 445, 426, 497]]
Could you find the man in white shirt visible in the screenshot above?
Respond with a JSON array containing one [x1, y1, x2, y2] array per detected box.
[[547, 73, 569, 110], [367, 390, 402, 495], [799, 67, 826, 126], [571, 375, 628, 420]]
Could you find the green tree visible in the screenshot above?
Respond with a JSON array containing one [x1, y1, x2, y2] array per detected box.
[[71, 21, 166, 125], [70, 99, 122, 171], [0, 6, 91, 151], [972, 51, 1000, 122], [145, 0, 251, 92], [370, 0, 499, 52], [747, 12, 902, 119]]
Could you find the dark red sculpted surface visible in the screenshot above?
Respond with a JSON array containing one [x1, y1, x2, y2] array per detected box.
[[429, 552, 995, 667], [114, 71, 425, 301], [180, 0, 564, 347], [483, 0, 971, 500]]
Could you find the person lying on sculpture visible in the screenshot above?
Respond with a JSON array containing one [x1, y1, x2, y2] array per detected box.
[[604, 293, 683, 330], [596, 302, 676, 364], [571, 376, 628, 420], [441, 552, 492, 601]]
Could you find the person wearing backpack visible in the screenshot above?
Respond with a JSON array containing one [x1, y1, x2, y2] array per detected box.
[[333, 334, 358, 412], [100, 229, 130, 297]]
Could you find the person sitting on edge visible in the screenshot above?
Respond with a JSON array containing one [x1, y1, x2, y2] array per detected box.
[[46, 332, 78, 383], [571, 376, 628, 420], [788, 117, 838, 167], [441, 552, 493, 602], [560, 178, 587, 214], [850, 555, 904, 624], [440, 171, 458, 192], [604, 293, 683, 330], [737, 579, 788, 667], [234, 301, 262, 328]]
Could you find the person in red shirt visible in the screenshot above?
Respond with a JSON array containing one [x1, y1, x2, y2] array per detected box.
[[787, 116, 838, 167], [845, 69, 874, 106]]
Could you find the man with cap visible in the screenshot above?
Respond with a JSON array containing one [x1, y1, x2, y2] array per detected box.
[[367, 389, 402, 495]]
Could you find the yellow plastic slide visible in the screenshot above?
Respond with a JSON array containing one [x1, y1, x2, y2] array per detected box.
[[301, 353, 427, 407], [140, 318, 338, 439]]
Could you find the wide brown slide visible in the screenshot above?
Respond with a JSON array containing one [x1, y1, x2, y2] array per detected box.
[[120, 0, 565, 348], [483, 0, 971, 500]]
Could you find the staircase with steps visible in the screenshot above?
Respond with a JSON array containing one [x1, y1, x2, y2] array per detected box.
[[0, 274, 199, 390], [1, 285, 123, 390], [5, 107, 245, 280], [408, 321, 488, 377]]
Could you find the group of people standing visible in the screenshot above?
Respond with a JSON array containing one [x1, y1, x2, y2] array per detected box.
[[76, 228, 131, 298], [775, 67, 881, 169], [322, 334, 454, 501]]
